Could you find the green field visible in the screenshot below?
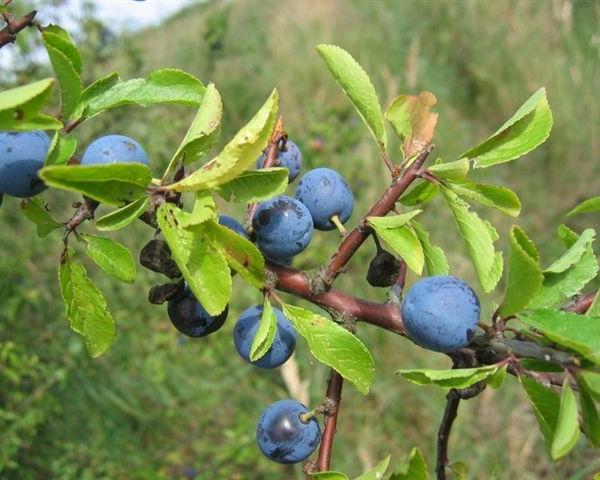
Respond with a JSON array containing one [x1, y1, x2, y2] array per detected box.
[[1, 1, 599, 478]]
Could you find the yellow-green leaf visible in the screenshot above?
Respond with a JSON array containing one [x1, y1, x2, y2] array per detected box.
[[462, 87, 553, 168], [317, 44, 387, 153], [170, 89, 279, 191], [282, 304, 375, 394], [499, 226, 543, 316]]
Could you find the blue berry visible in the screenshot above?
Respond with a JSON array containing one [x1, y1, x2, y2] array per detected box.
[[257, 140, 302, 182], [218, 214, 247, 238], [81, 134, 149, 165], [233, 305, 296, 369], [256, 399, 321, 464], [167, 287, 228, 337], [252, 195, 313, 260], [295, 168, 354, 230], [401, 275, 480, 352], [0, 131, 50, 197]]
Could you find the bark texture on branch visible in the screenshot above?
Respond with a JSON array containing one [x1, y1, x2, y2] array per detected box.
[[0, 10, 36, 49], [315, 370, 344, 471]]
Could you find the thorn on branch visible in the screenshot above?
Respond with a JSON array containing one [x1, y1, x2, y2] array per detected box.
[[0, 10, 37, 49]]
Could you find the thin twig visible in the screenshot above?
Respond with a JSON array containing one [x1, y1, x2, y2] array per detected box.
[[436, 390, 460, 480], [245, 116, 286, 231], [315, 370, 344, 471], [323, 145, 434, 288]]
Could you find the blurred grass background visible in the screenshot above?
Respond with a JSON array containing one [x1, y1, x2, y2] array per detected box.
[[1, 0, 599, 478]]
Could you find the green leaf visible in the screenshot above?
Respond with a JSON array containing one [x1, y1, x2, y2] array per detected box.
[[396, 364, 500, 389], [367, 210, 422, 229], [448, 182, 521, 217], [428, 158, 469, 181], [579, 371, 600, 402], [59, 248, 116, 357], [156, 204, 230, 316], [73, 72, 120, 119], [171, 89, 279, 191], [529, 245, 598, 309], [179, 191, 217, 228], [518, 309, 600, 364], [499, 226, 543, 316], [166, 82, 222, 175], [201, 219, 265, 289], [371, 224, 424, 275], [310, 473, 349, 480], [367, 211, 424, 274], [551, 380, 580, 460], [39, 163, 152, 206], [399, 181, 439, 206], [217, 168, 289, 203], [486, 364, 508, 389], [317, 44, 387, 152], [520, 376, 560, 451], [544, 229, 595, 273], [568, 196, 600, 217], [41, 25, 82, 73], [557, 224, 579, 248], [390, 447, 429, 480], [249, 297, 277, 362], [411, 221, 449, 276], [83, 69, 205, 119], [20, 198, 62, 237], [41, 25, 82, 119], [461, 87, 553, 168], [3, 113, 62, 131], [0, 78, 57, 130], [81, 234, 137, 284], [95, 196, 149, 231], [578, 376, 600, 447], [282, 304, 375, 394], [442, 187, 503, 292], [355, 455, 390, 480], [45, 133, 77, 166]]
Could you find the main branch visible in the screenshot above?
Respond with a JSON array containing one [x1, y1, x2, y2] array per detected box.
[[268, 262, 404, 333], [436, 390, 460, 480], [315, 370, 344, 471]]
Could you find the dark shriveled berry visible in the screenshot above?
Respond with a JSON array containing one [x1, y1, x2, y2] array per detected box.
[[139, 238, 180, 278], [367, 250, 402, 287]]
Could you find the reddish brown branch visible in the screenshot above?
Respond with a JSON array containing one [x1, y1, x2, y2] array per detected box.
[[268, 262, 405, 334], [315, 370, 344, 471], [323, 145, 433, 287], [564, 291, 597, 314], [0, 10, 36, 49]]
